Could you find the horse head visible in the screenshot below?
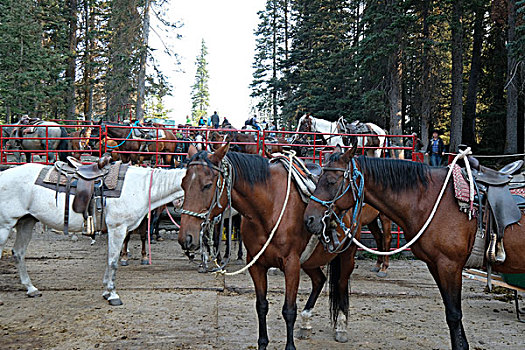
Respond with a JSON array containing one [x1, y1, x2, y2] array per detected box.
[[178, 143, 231, 253], [304, 145, 359, 238]]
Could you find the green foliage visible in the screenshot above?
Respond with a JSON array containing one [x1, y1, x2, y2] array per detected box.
[[191, 39, 210, 122]]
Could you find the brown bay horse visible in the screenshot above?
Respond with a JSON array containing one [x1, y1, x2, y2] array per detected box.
[[178, 144, 381, 349], [304, 147, 525, 350], [71, 127, 93, 160]]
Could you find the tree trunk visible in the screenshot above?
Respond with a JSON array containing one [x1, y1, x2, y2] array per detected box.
[[136, 0, 150, 122], [463, 3, 485, 148], [449, 0, 464, 153], [420, 0, 432, 147], [505, 0, 518, 154], [83, 0, 93, 121], [389, 52, 403, 158], [272, 0, 278, 125], [66, 0, 78, 120]]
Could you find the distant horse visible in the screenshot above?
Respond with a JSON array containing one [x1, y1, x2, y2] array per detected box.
[[292, 114, 344, 147], [0, 163, 185, 306], [338, 120, 387, 157], [95, 121, 143, 164], [141, 124, 178, 167], [120, 208, 163, 266], [71, 127, 93, 160], [5, 121, 69, 163], [304, 147, 525, 350], [179, 145, 364, 348]]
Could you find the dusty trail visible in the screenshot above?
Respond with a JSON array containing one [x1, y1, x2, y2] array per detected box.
[[0, 227, 523, 349]]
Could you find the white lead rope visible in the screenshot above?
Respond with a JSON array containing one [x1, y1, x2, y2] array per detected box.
[[352, 147, 473, 256], [216, 151, 295, 276]]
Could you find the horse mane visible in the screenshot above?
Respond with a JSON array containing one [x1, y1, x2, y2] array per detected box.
[[328, 154, 431, 192], [187, 151, 270, 187], [358, 156, 430, 191]]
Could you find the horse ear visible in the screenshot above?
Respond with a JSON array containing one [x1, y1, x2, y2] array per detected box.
[[187, 144, 198, 158], [333, 144, 342, 154], [209, 142, 230, 163], [341, 144, 357, 163]]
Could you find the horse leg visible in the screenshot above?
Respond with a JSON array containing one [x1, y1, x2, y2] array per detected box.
[[379, 214, 392, 275], [140, 228, 148, 265], [102, 225, 127, 306], [282, 257, 300, 350], [297, 267, 326, 339], [368, 218, 384, 274], [248, 262, 270, 350], [329, 250, 356, 343], [120, 231, 131, 266], [12, 216, 40, 297], [427, 260, 469, 350]]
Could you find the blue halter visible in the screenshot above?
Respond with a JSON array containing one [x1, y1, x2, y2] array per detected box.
[[309, 158, 364, 253]]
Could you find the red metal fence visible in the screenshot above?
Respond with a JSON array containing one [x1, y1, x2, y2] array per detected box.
[[0, 121, 418, 252]]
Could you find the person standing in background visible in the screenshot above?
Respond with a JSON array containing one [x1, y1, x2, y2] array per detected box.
[[211, 111, 220, 129], [425, 130, 445, 166]]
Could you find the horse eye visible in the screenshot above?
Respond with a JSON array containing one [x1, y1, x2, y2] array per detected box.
[[202, 183, 212, 191]]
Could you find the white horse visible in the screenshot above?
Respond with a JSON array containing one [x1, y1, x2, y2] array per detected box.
[[294, 115, 388, 157], [292, 114, 344, 147], [0, 164, 185, 306]]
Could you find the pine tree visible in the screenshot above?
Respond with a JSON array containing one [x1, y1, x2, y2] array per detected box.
[[190, 39, 210, 123]]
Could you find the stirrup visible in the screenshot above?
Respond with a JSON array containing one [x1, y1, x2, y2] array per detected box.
[[486, 233, 497, 264], [495, 239, 506, 264]]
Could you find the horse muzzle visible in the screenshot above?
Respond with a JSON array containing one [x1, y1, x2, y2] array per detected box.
[[304, 214, 324, 235], [178, 231, 199, 253]]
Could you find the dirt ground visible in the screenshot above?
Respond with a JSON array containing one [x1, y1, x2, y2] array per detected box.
[[0, 225, 523, 350]]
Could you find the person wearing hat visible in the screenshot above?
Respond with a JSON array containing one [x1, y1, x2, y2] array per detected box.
[[405, 132, 423, 159], [425, 130, 445, 166]]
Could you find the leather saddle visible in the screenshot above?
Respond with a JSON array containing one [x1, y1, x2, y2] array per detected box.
[[467, 156, 523, 264], [55, 155, 112, 236]]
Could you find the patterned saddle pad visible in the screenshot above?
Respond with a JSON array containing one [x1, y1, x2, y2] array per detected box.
[[35, 161, 128, 198]]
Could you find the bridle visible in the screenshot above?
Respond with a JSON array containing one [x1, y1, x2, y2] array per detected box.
[[180, 156, 235, 272], [309, 157, 365, 253]]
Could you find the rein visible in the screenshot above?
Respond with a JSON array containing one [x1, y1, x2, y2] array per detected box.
[[310, 158, 365, 253]]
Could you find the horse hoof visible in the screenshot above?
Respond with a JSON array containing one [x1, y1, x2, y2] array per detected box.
[[198, 265, 207, 273], [376, 271, 388, 278], [140, 259, 149, 265], [71, 235, 78, 242], [27, 290, 42, 298], [335, 331, 348, 343], [297, 327, 312, 340], [150, 239, 157, 245], [108, 298, 123, 306], [370, 266, 380, 273], [120, 260, 129, 266]]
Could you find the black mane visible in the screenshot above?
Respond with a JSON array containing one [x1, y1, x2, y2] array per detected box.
[[187, 151, 270, 186], [358, 156, 430, 191], [328, 154, 431, 192]]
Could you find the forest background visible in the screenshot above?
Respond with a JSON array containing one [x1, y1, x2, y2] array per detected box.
[[0, 0, 524, 154]]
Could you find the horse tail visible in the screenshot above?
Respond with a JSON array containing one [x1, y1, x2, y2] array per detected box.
[[328, 254, 348, 326], [57, 127, 70, 162]]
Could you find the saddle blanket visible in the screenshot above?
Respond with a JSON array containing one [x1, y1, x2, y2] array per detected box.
[[34, 162, 128, 198], [452, 164, 525, 201], [270, 154, 317, 203]]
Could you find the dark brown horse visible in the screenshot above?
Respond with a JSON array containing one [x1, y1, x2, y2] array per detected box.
[[120, 208, 163, 266], [178, 144, 375, 349], [304, 147, 525, 350]]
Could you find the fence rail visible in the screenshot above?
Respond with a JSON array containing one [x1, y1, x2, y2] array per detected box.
[[0, 121, 418, 252]]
